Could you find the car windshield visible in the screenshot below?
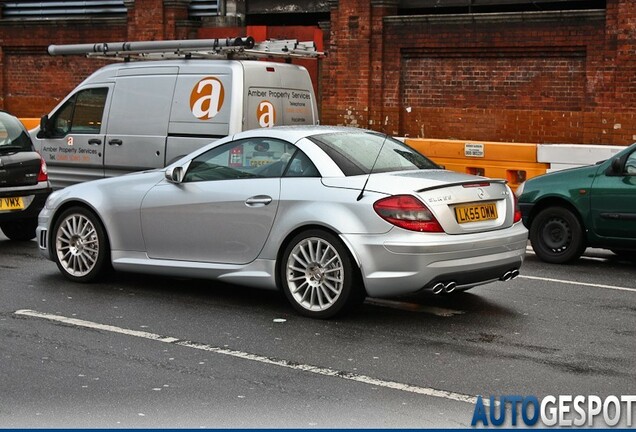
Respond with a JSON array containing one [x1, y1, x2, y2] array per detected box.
[[309, 131, 439, 176], [0, 112, 33, 154]]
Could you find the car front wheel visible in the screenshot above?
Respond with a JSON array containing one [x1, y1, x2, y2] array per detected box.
[[530, 206, 586, 264], [52, 207, 110, 282], [280, 229, 364, 319]]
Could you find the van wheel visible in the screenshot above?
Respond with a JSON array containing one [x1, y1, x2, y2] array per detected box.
[[0, 219, 37, 241], [530, 206, 586, 264], [52, 207, 109, 283], [280, 229, 364, 319]]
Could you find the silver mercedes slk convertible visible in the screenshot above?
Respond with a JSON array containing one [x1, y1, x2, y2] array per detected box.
[[37, 126, 528, 318]]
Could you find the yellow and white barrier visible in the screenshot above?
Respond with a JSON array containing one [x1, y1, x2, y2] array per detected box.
[[405, 138, 549, 191]]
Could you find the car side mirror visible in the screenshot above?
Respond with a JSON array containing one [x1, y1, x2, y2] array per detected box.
[[165, 166, 185, 183], [606, 157, 625, 176], [37, 114, 50, 138]]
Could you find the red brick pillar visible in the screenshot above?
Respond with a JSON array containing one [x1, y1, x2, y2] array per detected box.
[[320, 1, 337, 125], [369, 1, 398, 134], [322, 0, 372, 128], [322, 0, 397, 130], [125, 0, 166, 41], [164, 0, 194, 40]]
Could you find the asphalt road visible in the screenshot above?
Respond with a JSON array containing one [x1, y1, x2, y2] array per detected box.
[[1, 232, 634, 428]]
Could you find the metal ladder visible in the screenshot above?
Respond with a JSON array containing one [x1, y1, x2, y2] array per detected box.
[[47, 37, 323, 61]]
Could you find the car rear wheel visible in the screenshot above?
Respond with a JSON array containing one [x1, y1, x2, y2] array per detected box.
[[52, 207, 109, 282], [0, 219, 37, 241], [530, 206, 586, 264], [280, 229, 364, 319]]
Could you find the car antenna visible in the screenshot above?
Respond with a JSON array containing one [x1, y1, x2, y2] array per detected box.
[[357, 134, 389, 201]]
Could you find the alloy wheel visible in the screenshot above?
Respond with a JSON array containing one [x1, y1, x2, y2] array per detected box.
[[55, 213, 100, 277], [285, 236, 344, 312]]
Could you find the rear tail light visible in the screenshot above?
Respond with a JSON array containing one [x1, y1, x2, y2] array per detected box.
[[373, 195, 444, 232], [513, 193, 522, 223], [37, 155, 48, 182]]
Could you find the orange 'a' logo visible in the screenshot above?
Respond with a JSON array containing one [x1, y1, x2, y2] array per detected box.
[[257, 100, 276, 128], [190, 77, 225, 120]]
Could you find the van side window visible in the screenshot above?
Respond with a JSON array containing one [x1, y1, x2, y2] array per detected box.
[[50, 88, 108, 137], [184, 138, 297, 182]]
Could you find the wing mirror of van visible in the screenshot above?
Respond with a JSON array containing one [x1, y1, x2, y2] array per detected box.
[[38, 115, 52, 138], [165, 166, 185, 183]]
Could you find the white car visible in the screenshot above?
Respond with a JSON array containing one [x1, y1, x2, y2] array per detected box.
[[37, 126, 527, 318]]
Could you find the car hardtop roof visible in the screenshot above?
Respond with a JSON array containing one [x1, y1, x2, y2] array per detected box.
[[232, 125, 381, 143]]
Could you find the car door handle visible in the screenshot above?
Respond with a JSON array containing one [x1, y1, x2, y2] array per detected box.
[[108, 139, 123, 146], [245, 195, 272, 207], [88, 139, 102, 145]]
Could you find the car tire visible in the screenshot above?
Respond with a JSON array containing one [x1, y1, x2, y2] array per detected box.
[[52, 206, 110, 283], [280, 229, 365, 319], [0, 219, 37, 241], [530, 206, 586, 264]]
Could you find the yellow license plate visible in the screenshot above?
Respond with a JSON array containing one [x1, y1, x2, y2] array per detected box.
[[454, 202, 498, 223], [0, 197, 25, 211]]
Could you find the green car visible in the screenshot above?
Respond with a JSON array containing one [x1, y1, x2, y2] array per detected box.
[[517, 142, 636, 263]]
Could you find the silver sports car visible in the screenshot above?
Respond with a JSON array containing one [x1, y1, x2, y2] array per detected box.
[[37, 126, 528, 318]]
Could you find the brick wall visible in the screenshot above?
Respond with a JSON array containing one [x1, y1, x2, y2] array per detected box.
[[0, 21, 126, 116], [1, 0, 635, 145], [323, 0, 636, 145], [0, 0, 193, 117]]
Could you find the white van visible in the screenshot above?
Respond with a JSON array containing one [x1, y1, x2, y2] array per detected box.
[[31, 39, 320, 188]]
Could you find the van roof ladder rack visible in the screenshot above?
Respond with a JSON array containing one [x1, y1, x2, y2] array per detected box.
[[47, 37, 323, 61]]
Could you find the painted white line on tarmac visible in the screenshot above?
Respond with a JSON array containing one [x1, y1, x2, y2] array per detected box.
[[14, 309, 483, 406], [519, 275, 636, 293]]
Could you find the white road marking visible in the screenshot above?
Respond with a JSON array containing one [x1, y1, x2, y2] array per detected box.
[[524, 247, 636, 291], [518, 275, 636, 293], [14, 309, 483, 406], [365, 298, 465, 317]]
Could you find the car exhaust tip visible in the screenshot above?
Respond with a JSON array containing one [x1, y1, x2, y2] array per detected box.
[[500, 268, 520, 282], [431, 282, 445, 295], [444, 281, 457, 294]]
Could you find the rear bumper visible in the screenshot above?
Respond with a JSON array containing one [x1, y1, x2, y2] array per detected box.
[[341, 222, 528, 298], [0, 183, 51, 222]]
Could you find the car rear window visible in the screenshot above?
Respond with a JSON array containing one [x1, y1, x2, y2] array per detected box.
[[309, 131, 439, 176], [0, 112, 33, 154]]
